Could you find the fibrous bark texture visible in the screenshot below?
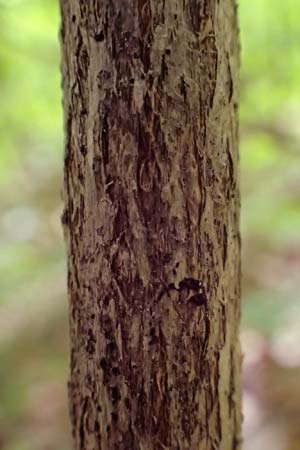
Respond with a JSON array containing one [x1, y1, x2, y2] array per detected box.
[[60, 1, 241, 449]]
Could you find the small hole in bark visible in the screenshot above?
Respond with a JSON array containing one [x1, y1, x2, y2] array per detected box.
[[105, 331, 113, 339], [107, 341, 117, 353], [91, 314, 95, 320], [150, 327, 155, 337], [124, 397, 131, 411], [111, 412, 119, 423], [165, 48, 171, 55], [111, 386, 121, 403], [189, 293, 207, 306], [94, 30, 104, 42], [80, 144, 87, 156], [149, 326, 158, 345], [86, 340, 95, 355], [85, 374, 92, 386], [95, 420, 100, 432], [106, 425, 110, 433], [112, 367, 120, 376], [72, 15, 76, 23], [179, 277, 201, 291], [61, 209, 69, 226], [143, 92, 152, 119], [129, 77, 135, 84], [99, 358, 108, 370]]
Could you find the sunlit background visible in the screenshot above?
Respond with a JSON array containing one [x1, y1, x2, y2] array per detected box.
[[0, 1, 300, 449]]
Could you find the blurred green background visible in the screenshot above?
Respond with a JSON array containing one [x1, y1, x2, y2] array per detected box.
[[0, 1, 299, 449]]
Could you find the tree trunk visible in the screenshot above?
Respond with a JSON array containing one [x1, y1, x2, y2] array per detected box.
[[59, 1, 241, 449]]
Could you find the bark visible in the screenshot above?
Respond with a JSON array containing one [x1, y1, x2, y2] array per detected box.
[[59, 1, 241, 449]]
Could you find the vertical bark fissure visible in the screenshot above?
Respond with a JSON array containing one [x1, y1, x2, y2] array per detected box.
[[60, 1, 241, 449]]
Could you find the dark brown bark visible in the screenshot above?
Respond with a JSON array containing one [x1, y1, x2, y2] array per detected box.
[[60, 1, 241, 449]]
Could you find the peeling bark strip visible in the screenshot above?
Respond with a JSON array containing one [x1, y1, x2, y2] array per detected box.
[[60, 1, 241, 449]]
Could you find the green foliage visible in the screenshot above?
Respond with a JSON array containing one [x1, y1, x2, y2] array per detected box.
[[0, 0, 63, 309], [239, 0, 300, 331], [240, 0, 300, 122], [0, 0, 61, 181], [0, 4, 66, 446]]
